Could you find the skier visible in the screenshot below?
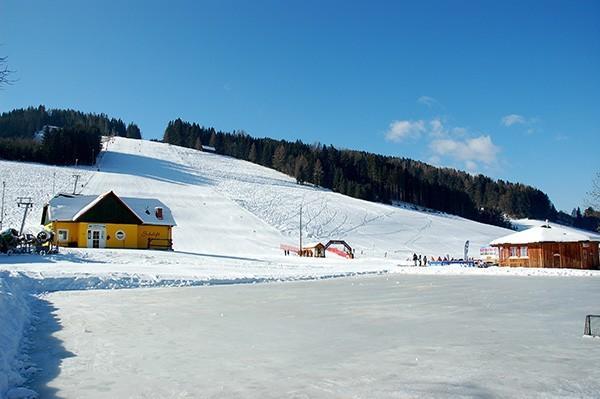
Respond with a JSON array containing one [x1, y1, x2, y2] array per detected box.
[[423, 256, 428, 267], [413, 253, 418, 266], [418, 254, 422, 266]]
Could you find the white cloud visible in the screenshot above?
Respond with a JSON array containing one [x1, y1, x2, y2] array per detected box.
[[385, 120, 426, 142], [501, 114, 526, 126], [385, 116, 502, 172], [429, 118, 445, 137], [429, 135, 500, 169], [417, 96, 438, 107], [465, 160, 478, 172]]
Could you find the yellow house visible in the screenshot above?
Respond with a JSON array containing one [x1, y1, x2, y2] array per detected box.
[[41, 191, 176, 250]]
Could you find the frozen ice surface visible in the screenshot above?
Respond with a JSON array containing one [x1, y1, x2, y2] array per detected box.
[[28, 275, 600, 398]]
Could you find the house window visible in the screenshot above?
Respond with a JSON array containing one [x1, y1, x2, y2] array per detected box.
[[57, 229, 69, 242], [520, 246, 528, 257], [115, 230, 126, 240], [510, 247, 518, 257]]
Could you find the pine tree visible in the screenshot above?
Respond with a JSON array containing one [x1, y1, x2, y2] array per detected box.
[[194, 136, 203, 151], [313, 159, 323, 186], [272, 145, 286, 171], [126, 123, 142, 139], [294, 155, 309, 184], [209, 132, 217, 148], [248, 143, 257, 162]]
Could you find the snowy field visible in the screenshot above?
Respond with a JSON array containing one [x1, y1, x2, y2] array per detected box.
[[1, 137, 599, 398], [28, 275, 600, 398]]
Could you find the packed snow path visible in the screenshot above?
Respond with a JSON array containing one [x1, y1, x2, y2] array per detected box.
[[29, 275, 600, 398]]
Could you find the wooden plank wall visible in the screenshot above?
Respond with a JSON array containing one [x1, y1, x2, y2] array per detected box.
[[495, 242, 599, 269]]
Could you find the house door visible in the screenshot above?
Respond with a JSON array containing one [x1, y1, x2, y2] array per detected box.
[[87, 225, 106, 248]]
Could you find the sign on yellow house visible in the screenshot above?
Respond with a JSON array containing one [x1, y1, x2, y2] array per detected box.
[[41, 191, 176, 250]]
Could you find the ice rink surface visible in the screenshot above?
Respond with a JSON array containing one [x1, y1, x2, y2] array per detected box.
[[30, 275, 600, 398]]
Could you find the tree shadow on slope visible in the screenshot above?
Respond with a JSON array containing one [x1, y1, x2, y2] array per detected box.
[[99, 151, 214, 187], [28, 297, 76, 399]]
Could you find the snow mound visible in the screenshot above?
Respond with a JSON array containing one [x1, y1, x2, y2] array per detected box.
[[0, 272, 35, 399]]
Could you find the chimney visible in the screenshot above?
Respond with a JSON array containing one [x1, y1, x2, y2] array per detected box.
[[155, 207, 163, 220]]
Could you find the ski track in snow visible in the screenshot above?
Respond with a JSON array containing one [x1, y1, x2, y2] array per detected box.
[[1, 137, 599, 398]]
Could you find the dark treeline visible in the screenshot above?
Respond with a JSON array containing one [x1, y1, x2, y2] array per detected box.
[[163, 119, 565, 229], [0, 105, 142, 139], [557, 207, 600, 233], [0, 126, 101, 165], [0, 105, 140, 165]]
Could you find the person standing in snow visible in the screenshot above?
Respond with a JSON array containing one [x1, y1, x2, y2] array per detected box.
[[418, 254, 422, 266], [413, 253, 418, 266], [423, 256, 427, 266]]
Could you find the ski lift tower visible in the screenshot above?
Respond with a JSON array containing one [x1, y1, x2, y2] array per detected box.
[[0, 181, 5, 230], [17, 197, 33, 235]]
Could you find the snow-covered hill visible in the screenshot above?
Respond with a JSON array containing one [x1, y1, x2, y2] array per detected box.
[[1, 136, 511, 260], [2, 137, 599, 399]]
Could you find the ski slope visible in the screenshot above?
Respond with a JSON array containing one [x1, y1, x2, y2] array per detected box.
[[1, 136, 511, 259], [82, 137, 511, 259]]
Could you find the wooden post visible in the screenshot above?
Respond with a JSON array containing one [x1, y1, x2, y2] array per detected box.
[[299, 204, 302, 256]]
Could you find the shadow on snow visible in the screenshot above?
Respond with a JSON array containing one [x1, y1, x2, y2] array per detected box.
[[27, 297, 76, 399], [99, 151, 213, 187]]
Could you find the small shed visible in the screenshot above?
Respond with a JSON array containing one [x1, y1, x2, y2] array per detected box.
[[490, 224, 599, 269], [299, 243, 326, 257], [41, 191, 176, 250]]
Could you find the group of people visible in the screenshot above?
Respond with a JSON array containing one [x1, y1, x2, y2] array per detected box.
[[412, 253, 457, 266], [412, 253, 429, 266]]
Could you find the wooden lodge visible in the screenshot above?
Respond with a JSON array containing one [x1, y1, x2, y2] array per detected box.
[[41, 191, 176, 250], [299, 243, 326, 257], [297, 240, 354, 258], [490, 224, 599, 269]]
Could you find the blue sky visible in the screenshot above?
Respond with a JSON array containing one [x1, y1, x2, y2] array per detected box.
[[1, 0, 599, 212]]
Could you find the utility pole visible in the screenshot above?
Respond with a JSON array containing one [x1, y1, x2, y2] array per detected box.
[[299, 204, 303, 256], [17, 197, 33, 235], [0, 181, 5, 230], [72, 174, 81, 195]]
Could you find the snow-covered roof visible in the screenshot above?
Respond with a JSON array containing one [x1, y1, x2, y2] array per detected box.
[[47, 192, 176, 226], [490, 224, 598, 245], [302, 242, 324, 248]]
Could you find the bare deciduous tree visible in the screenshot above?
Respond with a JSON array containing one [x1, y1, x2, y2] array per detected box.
[[0, 56, 14, 87], [589, 172, 600, 210]]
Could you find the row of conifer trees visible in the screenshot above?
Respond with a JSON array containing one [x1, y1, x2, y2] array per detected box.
[[163, 118, 563, 228]]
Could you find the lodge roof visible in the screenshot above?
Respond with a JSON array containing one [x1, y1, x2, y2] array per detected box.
[[490, 224, 598, 246], [45, 191, 176, 226], [302, 242, 325, 249]]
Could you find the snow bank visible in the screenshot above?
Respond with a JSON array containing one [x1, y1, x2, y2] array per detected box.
[[0, 272, 37, 399], [392, 264, 600, 277]]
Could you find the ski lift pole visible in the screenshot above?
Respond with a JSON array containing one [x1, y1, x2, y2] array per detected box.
[[299, 204, 302, 255], [0, 181, 5, 230], [72, 174, 81, 195], [17, 197, 33, 235]]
